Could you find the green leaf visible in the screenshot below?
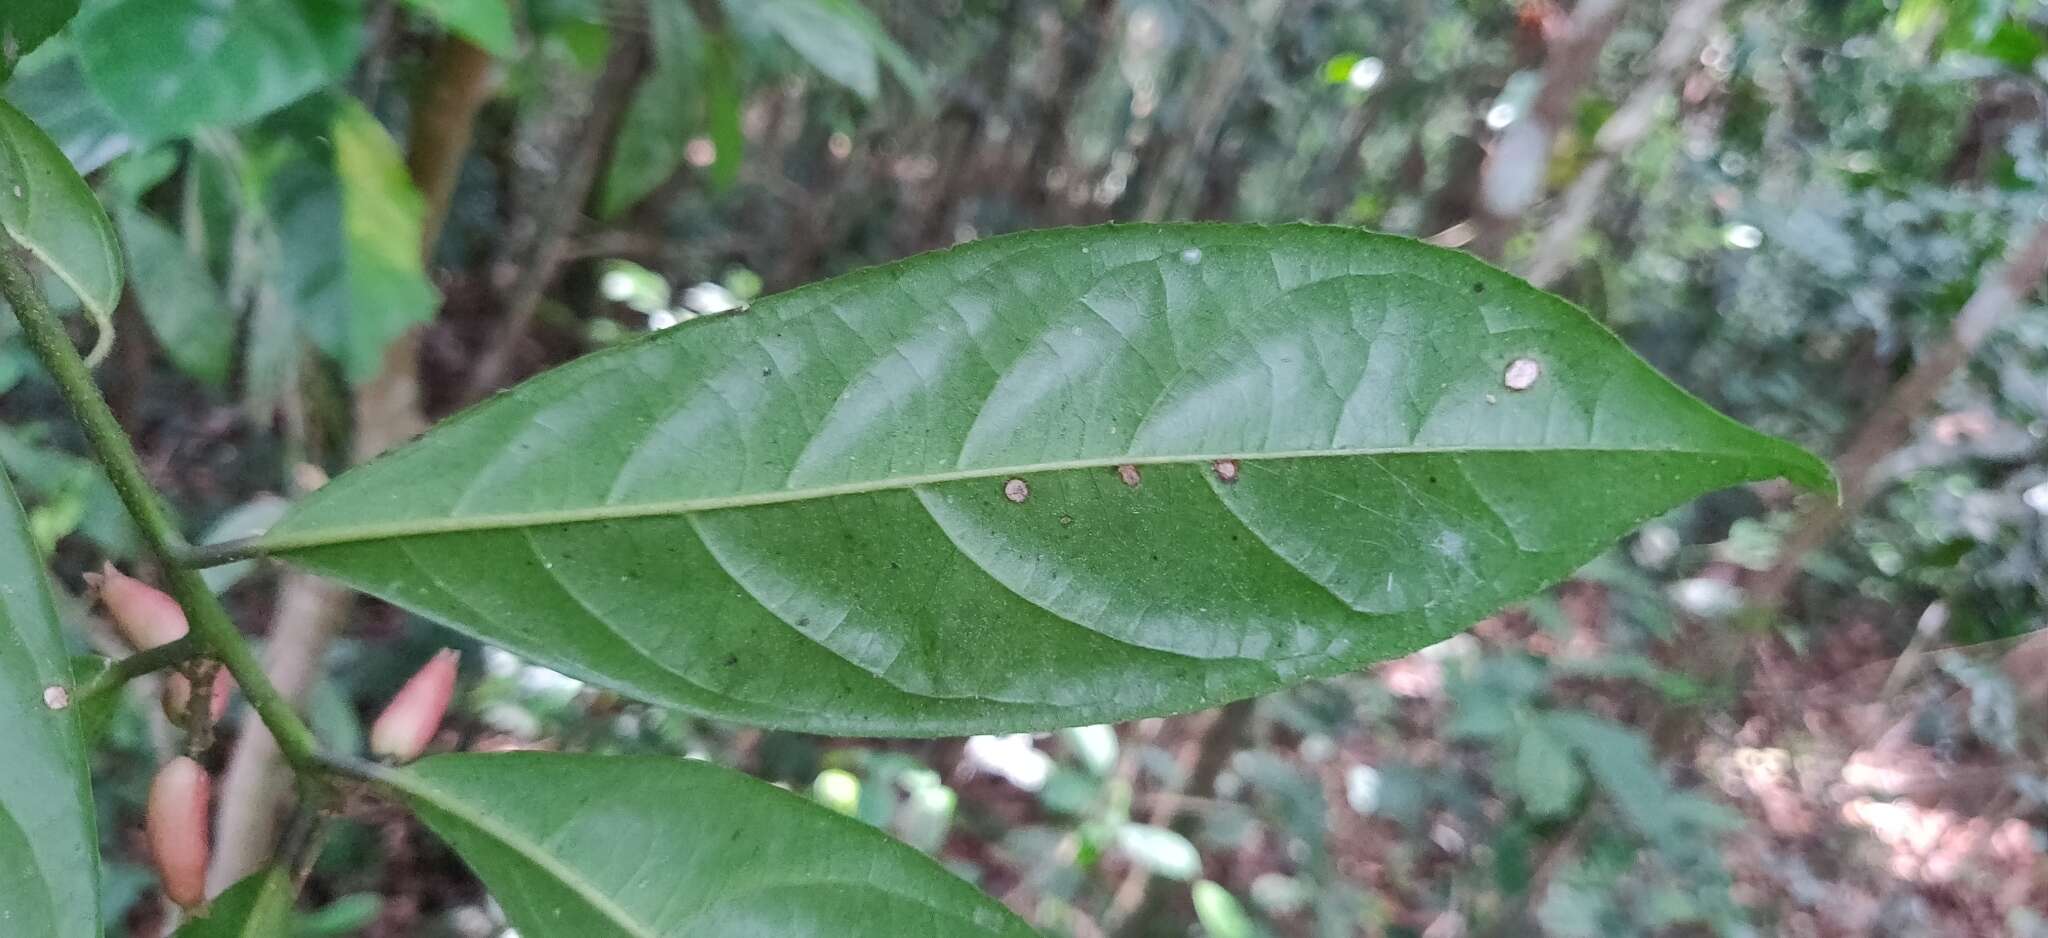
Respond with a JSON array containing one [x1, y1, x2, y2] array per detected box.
[[115, 207, 236, 387], [1510, 721, 1582, 819], [67, 655, 122, 743], [744, 0, 880, 99], [382, 752, 1036, 937], [736, 0, 923, 103], [0, 97, 122, 320], [1191, 880, 1257, 938], [1115, 823, 1202, 881], [327, 101, 437, 382], [703, 32, 744, 191], [268, 101, 439, 384], [171, 866, 294, 938], [0, 425, 142, 558], [399, 0, 519, 58], [1541, 712, 1680, 845], [294, 893, 381, 936], [72, 0, 361, 137], [257, 224, 1831, 736], [0, 0, 79, 80], [598, 2, 704, 218], [0, 466, 98, 938], [3, 51, 134, 174]]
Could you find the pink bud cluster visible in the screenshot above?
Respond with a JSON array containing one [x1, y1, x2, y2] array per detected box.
[[111, 548, 464, 907]]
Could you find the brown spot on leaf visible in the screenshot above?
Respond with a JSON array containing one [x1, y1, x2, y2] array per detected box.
[[1213, 459, 1240, 483], [1116, 464, 1142, 487], [1003, 478, 1030, 503]]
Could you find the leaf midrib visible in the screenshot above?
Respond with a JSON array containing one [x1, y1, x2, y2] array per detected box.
[[262, 442, 1787, 555]]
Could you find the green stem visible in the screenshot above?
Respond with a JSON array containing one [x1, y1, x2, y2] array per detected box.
[[0, 245, 323, 773], [76, 634, 203, 703], [179, 535, 262, 568]]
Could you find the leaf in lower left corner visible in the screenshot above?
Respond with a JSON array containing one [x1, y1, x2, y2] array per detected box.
[[0, 467, 99, 938]]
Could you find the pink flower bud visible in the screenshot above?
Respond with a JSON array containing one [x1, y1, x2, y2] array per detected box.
[[161, 670, 233, 726], [85, 563, 188, 651], [370, 649, 460, 763], [146, 756, 211, 910]]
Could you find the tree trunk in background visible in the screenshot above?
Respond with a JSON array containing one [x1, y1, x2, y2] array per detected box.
[[1466, 0, 1625, 260], [1137, 0, 1284, 222], [916, 3, 1021, 249], [462, 27, 651, 402], [208, 34, 502, 893], [1311, 89, 1389, 223], [1747, 217, 2048, 612], [1106, 698, 1257, 938], [1523, 0, 1726, 286], [1015, 0, 1113, 216]]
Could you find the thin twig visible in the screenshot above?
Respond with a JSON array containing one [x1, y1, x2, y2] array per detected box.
[[77, 634, 203, 703], [461, 20, 652, 401]]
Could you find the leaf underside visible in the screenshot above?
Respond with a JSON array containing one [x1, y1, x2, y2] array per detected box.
[[0, 466, 98, 938], [391, 752, 1036, 938], [262, 224, 1828, 736]]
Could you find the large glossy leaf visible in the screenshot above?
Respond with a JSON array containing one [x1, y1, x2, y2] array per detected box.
[[255, 224, 1829, 736], [383, 752, 1035, 937], [72, 0, 361, 137], [0, 97, 122, 319], [170, 867, 292, 938], [0, 466, 98, 938]]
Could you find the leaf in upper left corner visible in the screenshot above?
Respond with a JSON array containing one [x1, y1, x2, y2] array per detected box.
[[0, 97, 122, 319], [0, 466, 100, 938], [170, 866, 293, 938], [0, 0, 80, 80]]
